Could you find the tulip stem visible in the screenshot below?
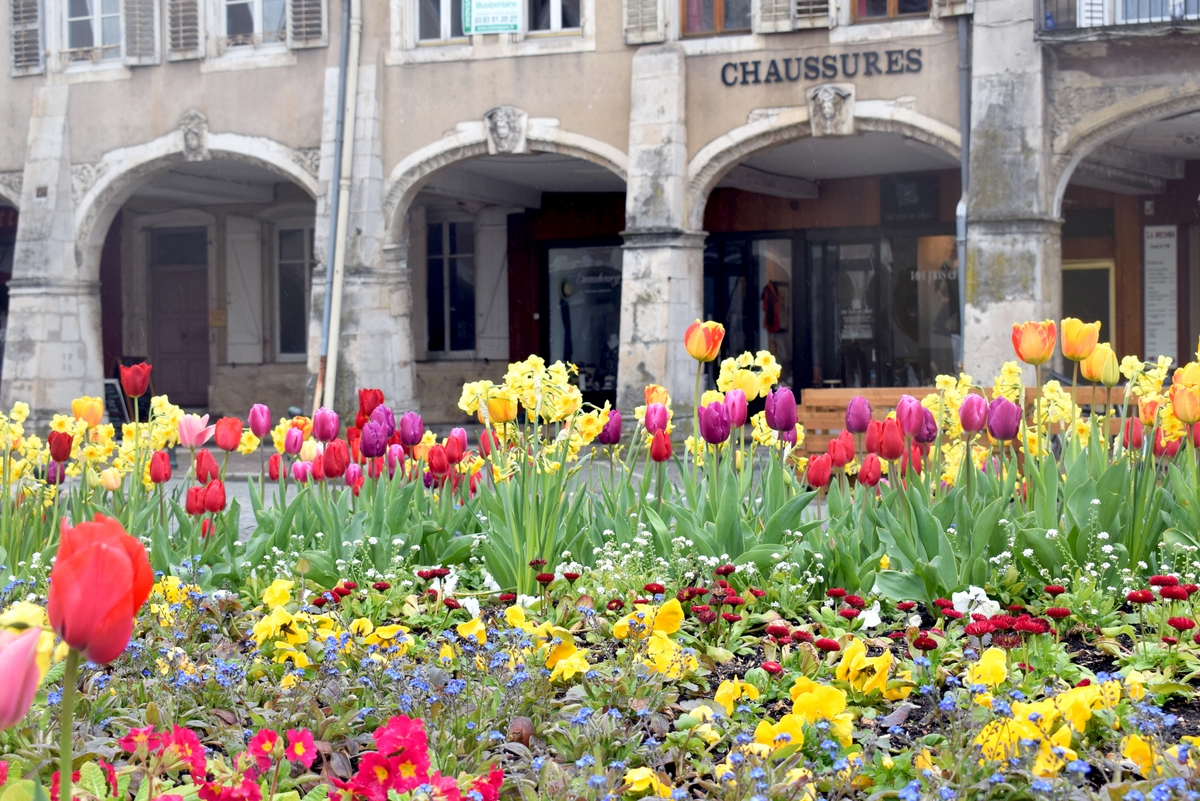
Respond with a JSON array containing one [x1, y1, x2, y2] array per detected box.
[[58, 648, 80, 801]]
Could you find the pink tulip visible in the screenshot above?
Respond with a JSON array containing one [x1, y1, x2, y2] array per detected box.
[[312, 408, 339, 442], [248, 404, 272, 438], [177, 414, 215, 449], [0, 628, 42, 729], [292, 461, 311, 483], [284, 428, 304, 456]]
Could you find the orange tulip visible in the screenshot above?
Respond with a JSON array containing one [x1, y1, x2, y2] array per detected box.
[[1174, 362, 1200, 388], [1171, 383, 1200, 425], [1012, 321, 1057, 366], [71, 396, 104, 428], [1138, 396, 1161, 427], [1060, 318, 1100, 362], [1080, 343, 1120, 387], [485, 394, 517, 425], [644, 385, 669, 406], [684, 320, 725, 363]]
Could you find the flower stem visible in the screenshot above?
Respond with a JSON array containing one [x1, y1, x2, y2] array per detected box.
[[59, 648, 81, 801]]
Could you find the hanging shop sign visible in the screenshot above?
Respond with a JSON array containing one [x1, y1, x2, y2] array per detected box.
[[462, 0, 521, 33], [720, 49, 923, 86]]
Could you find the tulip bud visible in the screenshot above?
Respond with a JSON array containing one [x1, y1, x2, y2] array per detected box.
[[284, 427, 304, 456], [486, 394, 518, 425], [311, 454, 326, 481], [428, 444, 451, 477], [360, 421, 387, 459], [896, 395, 923, 437], [387, 443, 405, 473], [1123, 417, 1144, 450], [597, 410, 622, 445], [203, 480, 226, 513], [0, 628, 45, 729], [248, 404, 272, 438], [1012, 320, 1057, 366], [684, 320, 725, 362], [865, 420, 883, 454], [399, 412, 424, 447], [445, 433, 466, 465], [845, 395, 872, 434], [194, 448, 220, 484], [958, 393, 988, 433], [724, 389, 748, 429], [48, 430, 73, 464], [1081, 342, 1120, 388], [46, 461, 64, 486], [764, 387, 797, 432], [268, 453, 281, 481], [186, 485, 205, 515], [300, 439, 320, 463], [312, 408, 339, 442], [828, 429, 854, 468], [100, 467, 123, 492], [878, 418, 905, 460], [698, 401, 731, 445], [150, 450, 172, 484], [213, 417, 243, 452], [119, 363, 152, 399], [1061, 317, 1100, 362], [914, 407, 938, 444], [323, 439, 350, 479], [650, 430, 673, 463]]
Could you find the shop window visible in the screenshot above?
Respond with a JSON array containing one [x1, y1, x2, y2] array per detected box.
[[427, 221, 475, 353], [855, 0, 930, 20], [418, 0, 464, 40], [548, 245, 622, 394], [65, 0, 122, 60], [529, 0, 581, 31], [1062, 260, 1113, 346], [225, 0, 286, 46], [277, 227, 313, 358], [681, 0, 751, 34]]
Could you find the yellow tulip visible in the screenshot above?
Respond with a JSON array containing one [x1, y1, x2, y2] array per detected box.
[[1060, 317, 1100, 361], [1171, 383, 1200, 425], [1011, 320, 1057, 366], [1080, 342, 1120, 387], [684, 319, 725, 362], [71, 396, 104, 427], [486, 392, 518, 424], [99, 467, 123, 491]]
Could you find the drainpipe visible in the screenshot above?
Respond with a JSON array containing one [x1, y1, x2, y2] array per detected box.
[[316, 0, 361, 412], [955, 14, 971, 372]]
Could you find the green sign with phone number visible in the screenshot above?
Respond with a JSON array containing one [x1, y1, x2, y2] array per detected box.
[[462, 0, 521, 33]]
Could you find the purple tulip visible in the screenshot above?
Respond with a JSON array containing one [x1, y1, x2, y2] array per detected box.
[[777, 427, 797, 445], [361, 421, 387, 458], [896, 395, 924, 437], [698, 401, 731, 445], [399, 411, 424, 446], [312, 407, 339, 442], [292, 461, 311, 483], [644, 403, 669, 435], [914, 406, 938, 444], [764, 387, 797, 432], [845, 396, 872, 434], [344, 463, 362, 486], [387, 443, 404, 469], [597, 410, 622, 445], [987, 397, 1022, 442], [959, 394, 988, 433], [724, 389, 748, 429], [248, 404, 272, 438], [284, 427, 304, 456], [46, 461, 64, 485], [369, 404, 395, 439]]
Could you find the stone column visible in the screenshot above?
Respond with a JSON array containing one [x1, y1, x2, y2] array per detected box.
[[311, 64, 419, 414], [618, 43, 704, 414], [1, 85, 105, 425], [963, 0, 1060, 382]]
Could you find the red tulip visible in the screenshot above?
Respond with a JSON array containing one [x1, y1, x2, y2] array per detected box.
[[445, 432, 466, 465], [358, 388, 385, 420], [900, 444, 923, 476], [878, 418, 905, 461], [827, 429, 854, 468], [1123, 418, 1144, 450], [119, 363, 152, 398], [47, 515, 152, 664], [185, 486, 205, 516], [864, 420, 883, 454], [650, 430, 673, 463], [806, 453, 832, 489], [1154, 428, 1181, 459], [324, 439, 350, 479], [213, 417, 243, 452], [203, 480, 226, 513], [194, 449, 219, 484], [858, 453, 881, 487], [311, 454, 325, 482], [428, 444, 450, 477], [149, 451, 171, 484], [268, 453, 281, 481], [48, 430, 73, 464]]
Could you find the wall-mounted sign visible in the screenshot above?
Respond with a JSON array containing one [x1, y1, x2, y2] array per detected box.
[[462, 0, 521, 33], [720, 49, 922, 86], [1144, 225, 1178, 363], [881, 174, 939, 225]]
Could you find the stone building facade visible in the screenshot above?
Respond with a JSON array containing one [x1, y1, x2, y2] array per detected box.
[[1, 0, 1198, 425]]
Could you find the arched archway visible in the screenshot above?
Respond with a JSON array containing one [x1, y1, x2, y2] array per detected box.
[[1049, 93, 1200, 363], [377, 114, 629, 423]]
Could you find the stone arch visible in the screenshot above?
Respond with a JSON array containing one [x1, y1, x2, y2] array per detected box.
[[74, 129, 320, 279], [0, 177, 19, 209], [382, 116, 628, 246], [1051, 89, 1200, 218], [684, 102, 962, 231]]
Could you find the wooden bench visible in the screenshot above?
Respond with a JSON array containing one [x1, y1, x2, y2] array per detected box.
[[797, 385, 1131, 456]]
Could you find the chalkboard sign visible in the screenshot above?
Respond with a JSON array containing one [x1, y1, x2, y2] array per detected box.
[[103, 379, 130, 428]]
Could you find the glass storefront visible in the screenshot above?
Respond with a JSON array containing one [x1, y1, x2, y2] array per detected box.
[[547, 244, 623, 394], [705, 227, 959, 390]]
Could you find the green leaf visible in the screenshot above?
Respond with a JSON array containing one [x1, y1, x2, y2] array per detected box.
[[1, 781, 36, 801], [873, 569, 929, 604], [78, 763, 108, 800]]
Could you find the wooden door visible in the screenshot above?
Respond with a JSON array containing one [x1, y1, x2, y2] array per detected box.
[[150, 228, 210, 407]]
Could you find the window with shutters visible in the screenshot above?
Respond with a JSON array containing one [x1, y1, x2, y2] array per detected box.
[[168, 0, 203, 59], [10, 0, 44, 74], [623, 0, 665, 43], [223, 0, 286, 47], [681, 0, 752, 34], [417, 0, 465, 41], [123, 0, 158, 64], [64, 0, 121, 61], [854, 0, 928, 20], [288, 0, 324, 46]]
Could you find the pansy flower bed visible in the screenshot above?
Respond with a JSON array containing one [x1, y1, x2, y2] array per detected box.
[[3, 318, 1200, 800]]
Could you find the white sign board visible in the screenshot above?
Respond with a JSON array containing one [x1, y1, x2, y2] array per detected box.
[[462, 0, 520, 33], [1144, 225, 1178, 363]]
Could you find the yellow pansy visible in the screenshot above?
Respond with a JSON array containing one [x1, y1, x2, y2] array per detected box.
[[549, 650, 590, 682], [643, 630, 697, 679], [613, 598, 684, 639], [714, 678, 760, 715], [623, 767, 672, 798], [456, 617, 487, 644], [262, 579, 294, 610], [966, 648, 1007, 688], [753, 714, 805, 753]]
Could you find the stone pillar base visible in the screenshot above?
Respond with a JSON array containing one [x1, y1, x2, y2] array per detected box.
[[616, 230, 705, 413]]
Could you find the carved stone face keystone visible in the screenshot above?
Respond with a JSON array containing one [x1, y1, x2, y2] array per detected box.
[[806, 84, 856, 138], [483, 106, 529, 155]]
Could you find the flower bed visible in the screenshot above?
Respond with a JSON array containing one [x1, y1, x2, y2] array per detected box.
[[1, 318, 1200, 800]]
